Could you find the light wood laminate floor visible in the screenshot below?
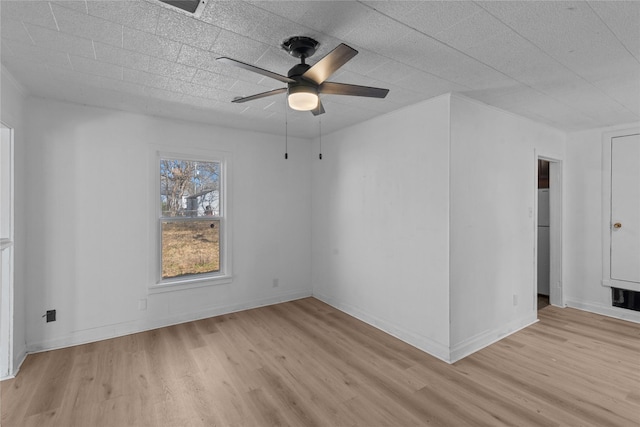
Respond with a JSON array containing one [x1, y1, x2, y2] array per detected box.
[[2, 297, 639, 426]]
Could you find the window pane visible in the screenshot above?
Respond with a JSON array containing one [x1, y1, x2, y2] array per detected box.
[[162, 220, 220, 279], [160, 159, 220, 218]]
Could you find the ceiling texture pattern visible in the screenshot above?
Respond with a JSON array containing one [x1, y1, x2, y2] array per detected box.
[[1, 0, 639, 138]]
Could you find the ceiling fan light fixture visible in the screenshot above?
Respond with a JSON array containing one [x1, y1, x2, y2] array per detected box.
[[218, 37, 388, 116], [288, 85, 318, 111]]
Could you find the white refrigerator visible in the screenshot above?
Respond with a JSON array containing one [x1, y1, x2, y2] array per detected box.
[[537, 189, 550, 296]]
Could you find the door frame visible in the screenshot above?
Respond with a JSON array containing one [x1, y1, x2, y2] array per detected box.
[[602, 129, 640, 293], [535, 153, 564, 309], [0, 122, 15, 379]]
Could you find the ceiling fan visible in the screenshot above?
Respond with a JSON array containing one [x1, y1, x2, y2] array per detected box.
[[217, 36, 389, 116]]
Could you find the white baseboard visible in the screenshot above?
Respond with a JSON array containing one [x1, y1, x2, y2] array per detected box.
[[449, 314, 538, 363], [14, 346, 27, 376], [27, 290, 312, 354], [1, 347, 27, 381], [313, 292, 452, 363], [565, 299, 640, 324]]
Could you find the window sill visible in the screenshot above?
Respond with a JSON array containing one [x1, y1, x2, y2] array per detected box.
[[149, 274, 232, 294]]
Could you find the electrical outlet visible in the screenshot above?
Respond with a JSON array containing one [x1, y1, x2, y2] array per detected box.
[[46, 309, 56, 322], [513, 295, 518, 306], [138, 299, 147, 311], [272, 278, 279, 288]]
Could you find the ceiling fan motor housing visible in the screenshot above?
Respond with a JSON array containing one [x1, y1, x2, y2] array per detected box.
[[288, 79, 317, 95], [287, 62, 315, 96], [287, 63, 311, 78]]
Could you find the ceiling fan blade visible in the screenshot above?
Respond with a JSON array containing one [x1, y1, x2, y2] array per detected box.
[[319, 82, 389, 98], [302, 44, 358, 85], [231, 88, 287, 103], [311, 99, 325, 116], [217, 57, 295, 84]]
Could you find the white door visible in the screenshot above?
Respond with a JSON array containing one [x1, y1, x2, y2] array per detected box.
[[610, 134, 640, 283]]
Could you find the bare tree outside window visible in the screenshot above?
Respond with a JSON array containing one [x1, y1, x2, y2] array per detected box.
[[160, 158, 222, 280], [160, 159, 220, 217]]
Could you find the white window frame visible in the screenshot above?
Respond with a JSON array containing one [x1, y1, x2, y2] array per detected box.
[[149, 148, 232, 294]]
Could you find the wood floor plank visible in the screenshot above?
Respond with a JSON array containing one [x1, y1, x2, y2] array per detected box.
[[244, 317, 359, 425], [2, 298, 639, 426], [53, 350, 101, 426], [23, 346, 74, 416], [1, 352, 50, 425]]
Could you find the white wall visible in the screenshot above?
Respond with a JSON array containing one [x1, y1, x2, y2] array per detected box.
[[311, 93, 572, 363], [23, 97, 312, 351], [0, 66, 28, 375], [12, 86, 639, 364], [311, 95, 452, 361], [565, 123, 640, 322], [449, 95, 565, 361]]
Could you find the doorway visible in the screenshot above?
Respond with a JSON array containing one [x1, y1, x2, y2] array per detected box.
[[537, 160, 550, 309], [536, 156, 563, 310]]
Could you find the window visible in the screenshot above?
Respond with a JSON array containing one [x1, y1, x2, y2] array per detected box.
[[155, 153, 230, 289]]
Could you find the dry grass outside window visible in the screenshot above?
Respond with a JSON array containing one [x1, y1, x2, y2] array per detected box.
[[162, 220, 220, 279]]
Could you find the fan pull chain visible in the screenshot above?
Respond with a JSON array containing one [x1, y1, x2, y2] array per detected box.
[[319, 116, 323, 160], [284, 102, 289, 160]]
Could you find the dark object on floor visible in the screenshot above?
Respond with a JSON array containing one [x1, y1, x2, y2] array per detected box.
[[612, 287, 640, 312]]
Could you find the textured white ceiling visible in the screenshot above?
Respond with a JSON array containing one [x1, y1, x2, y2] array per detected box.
[[1, 0, 639, 138]]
